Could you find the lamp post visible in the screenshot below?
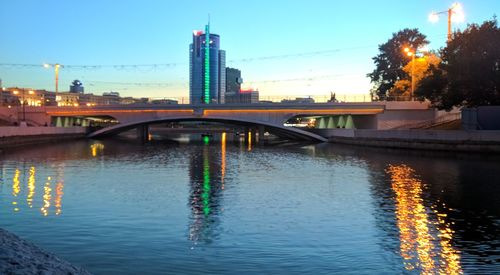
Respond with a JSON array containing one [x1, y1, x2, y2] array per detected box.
[[429, 3, 465, 42], [12, 89, 34, 124], [404, 48, 416, 101], [44, 63, 62, 98]]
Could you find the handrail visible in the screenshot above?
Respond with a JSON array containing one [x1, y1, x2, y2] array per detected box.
[[391, 112, 461, 129]]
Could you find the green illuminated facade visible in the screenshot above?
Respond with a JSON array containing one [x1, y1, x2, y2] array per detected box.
[[189, 24, 226, 105]]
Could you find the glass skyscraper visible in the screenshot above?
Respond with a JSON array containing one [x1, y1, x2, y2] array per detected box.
[[189, 24, 226, 104]]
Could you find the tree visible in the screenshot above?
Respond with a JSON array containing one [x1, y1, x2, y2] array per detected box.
[[368, 28, 428, 100], [416, 18, 500, 109], [388, 53, 441, 100]]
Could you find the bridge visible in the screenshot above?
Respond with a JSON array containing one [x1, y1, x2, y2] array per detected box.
[[3, 101, 435, 142]]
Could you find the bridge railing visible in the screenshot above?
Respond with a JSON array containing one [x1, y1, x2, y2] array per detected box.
[[145, 94, 374, 104]]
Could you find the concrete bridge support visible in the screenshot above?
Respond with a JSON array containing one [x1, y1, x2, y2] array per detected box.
[[258, 125, 265, 143], [136, 124, 150, 143]]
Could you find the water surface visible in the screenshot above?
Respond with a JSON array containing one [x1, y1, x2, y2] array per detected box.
[[0, 138, 499, 274]]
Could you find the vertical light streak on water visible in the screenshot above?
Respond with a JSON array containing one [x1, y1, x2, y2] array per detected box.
[[90, 143, 104, 157], [247, 131, 252, 151], [221, 132, 226, 189], [387, 164, 462, 274], [436, 210, 462, 274], [202, 145, 211, 216], [54, 164, 65, 216], [26, 166, 36, 208], [12, 169, 20, 212], [40, 177, 52, 217]]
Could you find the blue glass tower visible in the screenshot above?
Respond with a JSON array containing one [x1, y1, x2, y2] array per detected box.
[[189, 24, 226, 104]]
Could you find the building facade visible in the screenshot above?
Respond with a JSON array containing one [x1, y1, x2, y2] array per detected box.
[[189, 24, 226, 104], [239, 89, 259, 104], [225, 68, 242, 102], [69, 80, 84, 93]]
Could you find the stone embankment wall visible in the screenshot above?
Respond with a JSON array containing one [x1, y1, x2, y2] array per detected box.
[[314, 129, 500, 153], [0, 228, 90, 274], [0, 127, 87, 150]]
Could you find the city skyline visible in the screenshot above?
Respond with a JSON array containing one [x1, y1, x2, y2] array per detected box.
[[1, 0, 498, 99]]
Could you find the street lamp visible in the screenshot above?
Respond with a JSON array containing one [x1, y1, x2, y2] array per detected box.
[[404, 48, 416, 101], [43, 63, 63, 95], [12, 89, 34, 124], [429, 2, 465, 42]]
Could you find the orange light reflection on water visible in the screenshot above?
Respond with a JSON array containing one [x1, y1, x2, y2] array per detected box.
[[221, 132, 226, 188], [387, 164, 462, 274], [90, 143, 105, 157], [27, 167, 36, 208], [247, 131, 252, 151], [12, 169, 20, 212], [40, 178, 52, 216]]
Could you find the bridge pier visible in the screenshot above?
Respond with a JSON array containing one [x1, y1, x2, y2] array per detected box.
[[136, 124, 150, 143], [258, 125, 265, 143]]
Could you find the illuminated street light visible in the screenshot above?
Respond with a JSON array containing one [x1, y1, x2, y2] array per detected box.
[[12, 89, 29, 123], [43, 63, 63, 94], [429, 3, 465, 42], [404, 48, 416, 100]]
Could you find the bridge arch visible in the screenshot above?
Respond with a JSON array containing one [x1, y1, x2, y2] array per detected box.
[[87, 116, 327, 142]]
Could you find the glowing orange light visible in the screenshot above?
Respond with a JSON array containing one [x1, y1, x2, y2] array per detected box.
[[387, 164, 462, 273], [47, 109, 195, 115], [221, 132, 226, 187], [203, 108, 384, 116], [27, 167, 36, 208], [54, 181, 64, 215], [40, 180, 52, 217], [450, 3, 465, 23], [428, 12, 439, 23], [247, 131, 252, 151]]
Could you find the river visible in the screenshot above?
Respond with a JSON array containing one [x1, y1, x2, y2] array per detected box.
[[0, 136, 498, 274]]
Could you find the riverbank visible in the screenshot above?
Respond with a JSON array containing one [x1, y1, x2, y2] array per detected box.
[[0, 127, 86, 151], [315, 129, 500, 153], [0, 228, 90, 274]]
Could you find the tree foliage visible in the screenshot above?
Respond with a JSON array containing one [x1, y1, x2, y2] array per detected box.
[[388, 53, 441, 99], [416, 19, 500, 109], [368, 28, 428, 100]]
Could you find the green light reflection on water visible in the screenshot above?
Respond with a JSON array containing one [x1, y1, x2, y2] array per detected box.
[[202, 145, 211, 216]]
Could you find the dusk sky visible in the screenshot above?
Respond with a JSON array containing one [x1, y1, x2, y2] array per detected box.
[[1, 0, 498, 100]]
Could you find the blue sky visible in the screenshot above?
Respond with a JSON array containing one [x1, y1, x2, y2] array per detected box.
[[0, 0, 498, 99]]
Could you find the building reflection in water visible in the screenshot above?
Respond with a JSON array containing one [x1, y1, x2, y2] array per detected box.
[[188, 134, 226, 244], [387, 164, 462, 274]]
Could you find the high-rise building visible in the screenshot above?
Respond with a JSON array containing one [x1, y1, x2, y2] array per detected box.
[[189, 24, 226, 104]]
